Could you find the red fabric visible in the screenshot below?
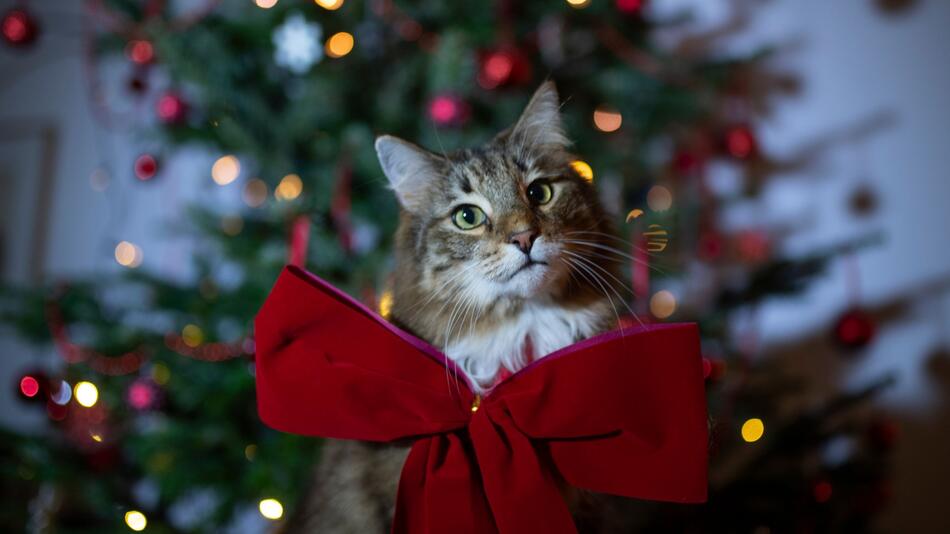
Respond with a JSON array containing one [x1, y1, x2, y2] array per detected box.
[[255, 266, 708, 534]]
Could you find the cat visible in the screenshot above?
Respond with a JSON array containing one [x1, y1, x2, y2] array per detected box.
[[284, 82, 633, 533]]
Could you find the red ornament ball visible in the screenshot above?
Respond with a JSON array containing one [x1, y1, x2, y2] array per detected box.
[[134, 154, 159, 181], [833, 308, 876, 349], [724, 125, 758, 160], [813, 480, 833, 503], [616, 0, 646, 14], [126, 39, 154, 65], [156, 91, 188, 124], [1, 8, 39, 48], [427, 94, 470, 127], [477, 47, 532, 90]]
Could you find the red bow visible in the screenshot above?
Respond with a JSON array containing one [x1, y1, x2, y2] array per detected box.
[[256, 266, 708, 534]]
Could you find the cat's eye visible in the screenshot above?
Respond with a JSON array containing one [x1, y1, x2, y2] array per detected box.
[[527, 180, 554, 205], [451, 205, 487, 230]]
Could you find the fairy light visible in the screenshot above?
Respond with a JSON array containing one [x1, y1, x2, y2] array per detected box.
[[325, 32, 354, 58], [275, 174, 303, 201], [151, 363, 171, 385], [593, 106, 622, 133], [649, 290, 676, 319], [566, 0, 591, 8], [114, 241, 143, 268], [182, 324, 204, 348], [255, 0, 279, 8], [124, 510, 147, 531], [74, 381, 99, 408], [314, 0, 344, 10], [741, 418, 765, 443], [259, 498, 284, 520], [211, 155, 241, 186], [570, 160, 594, 182], [378, 291, 393, 319], [19, 376, 40, 398], [243, 179, 268, 207], [221, 215, 244, 236], [646, 185, 673, 212]]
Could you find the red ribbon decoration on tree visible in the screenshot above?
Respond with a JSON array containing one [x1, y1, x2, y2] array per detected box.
[[255, 266, 708, 534]]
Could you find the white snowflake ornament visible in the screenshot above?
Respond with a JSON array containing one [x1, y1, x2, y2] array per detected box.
[[273, 13, 323, 74]]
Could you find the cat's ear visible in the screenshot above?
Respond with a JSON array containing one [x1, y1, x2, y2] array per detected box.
[[508, 81, 569, 151], [375, 135, 443, 213]]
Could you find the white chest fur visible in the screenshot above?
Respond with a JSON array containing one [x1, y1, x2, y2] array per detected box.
[[443, 302, 604, 392]]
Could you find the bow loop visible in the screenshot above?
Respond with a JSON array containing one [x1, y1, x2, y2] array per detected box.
[[255, 267, 708, 534]]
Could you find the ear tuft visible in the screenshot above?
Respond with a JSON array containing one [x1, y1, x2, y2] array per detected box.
[[509, 81, 569, 152], [375, 135, 443, 213]]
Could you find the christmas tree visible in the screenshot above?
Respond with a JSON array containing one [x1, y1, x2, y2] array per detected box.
[[1, 0, 895, 531]]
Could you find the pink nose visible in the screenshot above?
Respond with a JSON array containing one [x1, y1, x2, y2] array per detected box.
[[509, 230, 538, 254]]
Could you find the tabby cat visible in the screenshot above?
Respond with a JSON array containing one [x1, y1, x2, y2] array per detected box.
[[285, 82, 636, 533]]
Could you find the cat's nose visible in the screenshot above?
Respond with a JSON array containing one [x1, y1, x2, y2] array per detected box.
[[509, 230, 538, 255]]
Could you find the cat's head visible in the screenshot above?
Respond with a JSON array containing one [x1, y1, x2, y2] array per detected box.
[[375, 82, 612, 310]]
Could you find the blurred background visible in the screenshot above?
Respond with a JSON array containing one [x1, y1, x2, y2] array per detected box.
[[1, 0, 948, 532]]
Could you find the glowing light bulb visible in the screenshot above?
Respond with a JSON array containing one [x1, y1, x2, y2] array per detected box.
[[646, 185, 673, 212], [275, 174, 303, 201], [74, 381, 99, 408], [124, 510, 147, 531], [649, 290, 676, 319], [211, 155, 241, 185], [259, 498, 284, 520], [325, 32, 354, 58], [115, 241, 143, 268], [571, 160, 594, 182], [741, 418, 765, 443], [19, 376, 40, 397], [593, 106, 622, 133], [566, 0, 592, 8], [314, 0, 344, 10], [378, 290, 393, 319], [255, 0, 279, 8]]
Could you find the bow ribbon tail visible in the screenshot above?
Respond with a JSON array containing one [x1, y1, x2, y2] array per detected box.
[[394, 434, 496, 534], [469, 409, 577, 534]]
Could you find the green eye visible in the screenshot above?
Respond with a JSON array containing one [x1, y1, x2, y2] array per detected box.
[[451, 205, 487, 230], [527, 180, 553, 205]]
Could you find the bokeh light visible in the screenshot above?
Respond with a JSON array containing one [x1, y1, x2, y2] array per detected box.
[[571, 160, 594, 182], [741, 418, 765, 443], [245, 444, 258, 461], [649, 290, 676, 319], [275, 174, 303, 201], [593, 106, 622, 132], [255, 0, 279, 8], [74, 381, 99, 408], [566, 0, 592, 8], [314, 0, 344, 11], [19, 376, 39, 398], [182, 324, 204, 348], [124, 510, 147, 531], [126, 40, 153, 64], [326, 32, 354, 58], [221, 215, 244, 236], [646, 185, 673, 212], [378, 290, 393, 319], [50, 380, 72, 405], [211, 155, 241, 186], [115, 241, 143, 268], [243, 179, 268, 207], [259, 498, 284, 520], [151, 363, 171, 385]]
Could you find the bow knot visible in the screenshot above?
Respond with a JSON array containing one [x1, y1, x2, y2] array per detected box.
[[256, 266, 708, 534]]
